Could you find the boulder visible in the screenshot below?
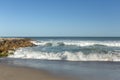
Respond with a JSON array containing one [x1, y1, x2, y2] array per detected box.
[[0, 38, 35, 57]]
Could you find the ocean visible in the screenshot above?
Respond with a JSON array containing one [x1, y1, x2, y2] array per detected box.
[[1, 37, 120, 80]]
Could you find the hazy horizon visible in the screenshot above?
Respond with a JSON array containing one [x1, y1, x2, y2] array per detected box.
[[1, 36, 120, 38]]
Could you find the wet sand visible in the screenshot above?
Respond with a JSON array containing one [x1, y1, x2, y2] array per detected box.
[[0, 64, 71, 80]]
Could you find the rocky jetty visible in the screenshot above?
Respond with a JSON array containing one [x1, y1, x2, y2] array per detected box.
[[0, 38, 35, 57]]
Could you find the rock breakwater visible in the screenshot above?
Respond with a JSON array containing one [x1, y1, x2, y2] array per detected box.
[[0, 38, 35, 57]]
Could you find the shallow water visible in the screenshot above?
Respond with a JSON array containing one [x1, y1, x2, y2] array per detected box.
[[0, 58, 120, 80]]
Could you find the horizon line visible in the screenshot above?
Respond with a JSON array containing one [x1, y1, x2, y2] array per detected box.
[[1, 36, 120, 38]]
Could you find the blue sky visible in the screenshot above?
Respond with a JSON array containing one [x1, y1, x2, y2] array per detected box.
[[0, 0, 120, 37]]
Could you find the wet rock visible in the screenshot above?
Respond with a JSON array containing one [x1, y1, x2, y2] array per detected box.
[[0, 38, 35, 57]]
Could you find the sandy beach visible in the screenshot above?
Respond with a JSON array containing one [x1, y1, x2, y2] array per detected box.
[[0, 64, 71, 80]]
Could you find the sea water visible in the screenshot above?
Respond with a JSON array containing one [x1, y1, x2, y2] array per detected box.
[[2, 37, 120, 80], [9, 37, 120, 61]]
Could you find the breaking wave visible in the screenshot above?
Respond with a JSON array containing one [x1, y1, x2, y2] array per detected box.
[[8, 40, 120, 61], [31, 40, 120, 47], [8, 47, 120, 61]]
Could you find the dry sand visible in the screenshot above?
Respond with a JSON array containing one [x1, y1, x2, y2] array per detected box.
[[0, 64, 71, 80]]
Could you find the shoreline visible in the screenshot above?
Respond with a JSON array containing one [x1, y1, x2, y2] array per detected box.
[[0, 37, 78, 80], [0, 63, 74, 80]]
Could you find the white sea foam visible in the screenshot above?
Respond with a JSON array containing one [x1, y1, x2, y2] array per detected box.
[[8, 48, 120, 61], [31, 40, 120, 47]]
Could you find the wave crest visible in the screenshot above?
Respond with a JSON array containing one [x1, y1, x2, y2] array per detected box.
[[31, 40, 120, 47], [8, 48, 120, 61]]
